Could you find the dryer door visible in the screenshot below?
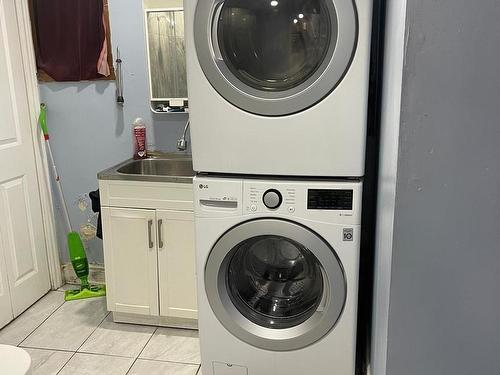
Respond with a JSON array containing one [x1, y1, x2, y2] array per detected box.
[[205, 218, 346, 351], [194, 0, 357, 116]]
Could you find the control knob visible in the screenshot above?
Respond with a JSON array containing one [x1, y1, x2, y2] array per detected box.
[[262, 189, 283, 209]]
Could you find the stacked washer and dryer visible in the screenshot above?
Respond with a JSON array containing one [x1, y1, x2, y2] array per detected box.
[[184, 0, 373, 373]]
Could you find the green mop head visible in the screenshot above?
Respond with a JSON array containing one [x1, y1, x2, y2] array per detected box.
[[64, 232, 106, 301]]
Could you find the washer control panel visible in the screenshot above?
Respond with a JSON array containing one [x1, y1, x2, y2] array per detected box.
[[242, 179, 362, 224], [194, 177, 362, 224], [246, 184, 296, 214]]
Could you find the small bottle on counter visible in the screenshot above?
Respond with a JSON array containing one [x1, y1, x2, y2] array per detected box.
[[133, 118, 147, 159]]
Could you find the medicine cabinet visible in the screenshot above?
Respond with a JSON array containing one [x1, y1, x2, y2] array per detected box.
[[144, 0, 188, 113]]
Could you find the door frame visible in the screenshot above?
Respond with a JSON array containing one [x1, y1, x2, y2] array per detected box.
[[11, 0, 62, 289], [370, 0, 407, 374]]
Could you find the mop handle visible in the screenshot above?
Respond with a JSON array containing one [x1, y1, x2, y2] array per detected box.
[[38, 104, 73, 232]]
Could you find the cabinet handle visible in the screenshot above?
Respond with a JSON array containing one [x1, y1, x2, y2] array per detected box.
[[158, 219, 164, 249], [148, 219, 154, 248]]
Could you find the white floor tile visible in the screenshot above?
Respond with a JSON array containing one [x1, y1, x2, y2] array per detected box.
[[24, 348, 73, 375], [140, 327, 201, 364], [128, 359, 199, 375], [0, 292, 65, 346], [21, 297, 108, 351], [78, 314, 155, 358], [58, 353, 133, 375], [57, 284, 79, 292]]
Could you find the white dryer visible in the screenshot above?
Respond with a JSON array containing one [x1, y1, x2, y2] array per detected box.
[[194, 176, 362, 375], [185, 0, 373, 177]]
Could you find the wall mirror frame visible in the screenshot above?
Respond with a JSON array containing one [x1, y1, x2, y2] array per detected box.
[[144, 3, 188, 114]]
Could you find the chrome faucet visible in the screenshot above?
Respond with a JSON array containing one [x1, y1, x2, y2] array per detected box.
[[177, 120, 190, 151]]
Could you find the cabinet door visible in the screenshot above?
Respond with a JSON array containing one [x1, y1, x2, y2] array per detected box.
[[157, 210, 198, 320], [102, 207, 159, 316]]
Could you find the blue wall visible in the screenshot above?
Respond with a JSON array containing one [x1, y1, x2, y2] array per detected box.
[[40, 0, 188, 263]]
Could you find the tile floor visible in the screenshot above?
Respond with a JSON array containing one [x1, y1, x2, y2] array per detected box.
[[0, 287, 202, 375]]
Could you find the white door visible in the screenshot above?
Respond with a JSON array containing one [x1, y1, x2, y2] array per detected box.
[[102, 207, 159, 316], [157, 210, 197, 320], [0, 0, 50, 319], [0, 249, 13, 327]]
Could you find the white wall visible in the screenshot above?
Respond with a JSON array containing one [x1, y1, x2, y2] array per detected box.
[[39, 0, 188, 263]]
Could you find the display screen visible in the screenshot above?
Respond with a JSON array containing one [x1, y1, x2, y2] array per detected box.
[[307, 189, 353, 210]]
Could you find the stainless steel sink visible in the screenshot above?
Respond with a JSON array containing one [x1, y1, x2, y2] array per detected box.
[[117, 158, 194, 177], [97, 153, 194, 183]]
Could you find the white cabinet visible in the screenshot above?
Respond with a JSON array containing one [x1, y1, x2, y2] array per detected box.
[[101, 207, 159, 316], [157, 210, 197, 320], [100, 179, 197, 328]]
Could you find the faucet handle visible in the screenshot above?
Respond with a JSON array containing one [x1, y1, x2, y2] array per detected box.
[[177, 119, 190, 151]]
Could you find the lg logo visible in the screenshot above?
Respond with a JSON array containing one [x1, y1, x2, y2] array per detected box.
[[199, 184, 208, 189]]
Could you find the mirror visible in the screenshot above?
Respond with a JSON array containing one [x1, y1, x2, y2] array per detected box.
[[144, 0, 188, 113]]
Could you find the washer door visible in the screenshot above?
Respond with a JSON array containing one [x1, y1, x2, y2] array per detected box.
[[205, 219, 346, 351], [194, 0, 358, 116]]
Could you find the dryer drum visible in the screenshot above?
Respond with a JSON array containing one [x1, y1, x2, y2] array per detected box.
[[217, 0, 332, 92]]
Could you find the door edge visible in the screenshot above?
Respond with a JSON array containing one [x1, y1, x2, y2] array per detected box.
[[14, 0, 62, 290]]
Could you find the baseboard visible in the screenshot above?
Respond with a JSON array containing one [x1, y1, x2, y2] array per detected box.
[[112, 312, 198, 330], [62, 263, 106, 285]]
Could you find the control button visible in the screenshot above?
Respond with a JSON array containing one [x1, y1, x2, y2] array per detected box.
[[343, 228, 354, 241], [288, 206, 295, 213], [262, 189, 283, 209], [250, 204, 257, 212]]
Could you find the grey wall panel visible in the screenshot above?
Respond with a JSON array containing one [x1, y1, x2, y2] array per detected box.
[[386, 1, 500, 374]]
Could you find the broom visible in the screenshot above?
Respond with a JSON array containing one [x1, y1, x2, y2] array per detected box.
[[38, 103, 106, 301]]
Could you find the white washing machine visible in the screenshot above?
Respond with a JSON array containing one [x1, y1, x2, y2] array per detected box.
[[185, 0, 373, 177], [194, 176, 362, 375]]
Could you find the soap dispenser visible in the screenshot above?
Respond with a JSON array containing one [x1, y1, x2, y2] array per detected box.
[[133, 117, 147, 159]]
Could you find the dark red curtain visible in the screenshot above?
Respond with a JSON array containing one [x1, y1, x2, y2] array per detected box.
[[32, 0, 105, 81]]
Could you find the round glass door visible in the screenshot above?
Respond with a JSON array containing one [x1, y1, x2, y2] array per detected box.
[[227, 235, 324, 329], [194, 0, 358, 115], [218, 0, 332, 92], [205, 219, 346, 351]]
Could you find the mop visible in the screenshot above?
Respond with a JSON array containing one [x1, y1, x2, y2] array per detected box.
[[38, 103, 106, 301]]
